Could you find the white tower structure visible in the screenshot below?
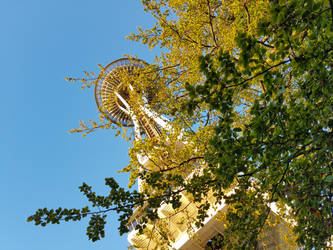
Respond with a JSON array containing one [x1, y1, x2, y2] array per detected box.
[[95, 58, 297, 250]]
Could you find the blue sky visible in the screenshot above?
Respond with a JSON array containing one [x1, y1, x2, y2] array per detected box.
[[1, 1, 156, 249]]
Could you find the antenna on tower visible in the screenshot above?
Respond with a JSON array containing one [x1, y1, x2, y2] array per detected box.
[[95, 58, 167, 140]]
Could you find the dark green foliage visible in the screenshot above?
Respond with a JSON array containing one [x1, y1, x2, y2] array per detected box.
[[186, 0, 332, 247], [205, 233, 225, 250]]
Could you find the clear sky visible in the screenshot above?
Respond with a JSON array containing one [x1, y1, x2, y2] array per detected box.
[[1, 1, 156, 249]]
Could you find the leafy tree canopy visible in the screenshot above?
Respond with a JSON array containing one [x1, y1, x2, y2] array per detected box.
[[28, 0, 332, 249]]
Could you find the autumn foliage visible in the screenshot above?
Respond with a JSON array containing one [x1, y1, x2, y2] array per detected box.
[[28, 0, 332, 249]]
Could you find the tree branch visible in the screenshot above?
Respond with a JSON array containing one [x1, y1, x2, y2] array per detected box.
[[329, 0, 333, 23], [160, 17, 212, 49], [206, 0, 218, 47], [159, 156, 205, 173], [226, 60, 290, 88], [243, 3, 251, 28], [256, 40, 274, 48]]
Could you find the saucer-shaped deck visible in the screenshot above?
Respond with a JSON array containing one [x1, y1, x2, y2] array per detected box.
[[95, 58, 147, 126]]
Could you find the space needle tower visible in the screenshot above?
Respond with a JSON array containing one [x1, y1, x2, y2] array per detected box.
[[94, 58, 296, 249]]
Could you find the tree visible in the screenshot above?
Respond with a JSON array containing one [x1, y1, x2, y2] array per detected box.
[[28, 0, 332, 249]]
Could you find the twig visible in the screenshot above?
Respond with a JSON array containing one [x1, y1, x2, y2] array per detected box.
[[206, 0, 218, 47], [160, 17, 212, 49], [204, 111, 211, 127], [243, 3, 251, 28], [226, 60, 290, 89], [256, 40, 274, 49], [329, 0, 333, 23], [257, 143, 312, 235], [160, 156, 205, 173]]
